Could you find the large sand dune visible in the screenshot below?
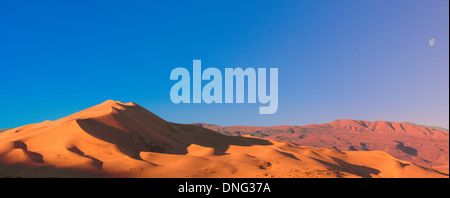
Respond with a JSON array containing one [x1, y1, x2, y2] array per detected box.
[[0, 100, 447, 178]]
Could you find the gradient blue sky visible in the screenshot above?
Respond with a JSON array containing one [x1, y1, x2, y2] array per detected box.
[[0, 0, 448, 128]]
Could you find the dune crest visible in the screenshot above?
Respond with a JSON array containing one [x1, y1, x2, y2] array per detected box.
[[0, 101, 447, 178]]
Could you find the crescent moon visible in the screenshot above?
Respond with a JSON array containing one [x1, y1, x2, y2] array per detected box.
[[429, 38, 436, 46]]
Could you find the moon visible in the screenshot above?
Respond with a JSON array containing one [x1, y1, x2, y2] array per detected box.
[[429, 38, 436, 46]]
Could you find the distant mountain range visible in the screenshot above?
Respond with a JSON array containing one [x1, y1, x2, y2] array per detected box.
[[195, 119, 449, 170]]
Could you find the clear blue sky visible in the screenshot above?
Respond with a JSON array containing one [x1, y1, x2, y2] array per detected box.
[[0, 0, 448, 128]]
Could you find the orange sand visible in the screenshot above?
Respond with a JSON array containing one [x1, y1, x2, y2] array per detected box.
[[0, 100, 447, 178]]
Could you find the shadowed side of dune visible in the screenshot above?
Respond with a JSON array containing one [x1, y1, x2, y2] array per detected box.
[[170, 123, 273, 154], [311, 157, 381, 178], [13, 141, 44, 164], [0, 163, 102, 178], [67, 146, 103, 170], [75, 108, 273, 158], [118, 102, 274, 153], [76, 118, 154, 160]]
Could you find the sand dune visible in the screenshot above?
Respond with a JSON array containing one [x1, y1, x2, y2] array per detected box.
[[0, 100, 447, 178], [197, 119, 449, 171]]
